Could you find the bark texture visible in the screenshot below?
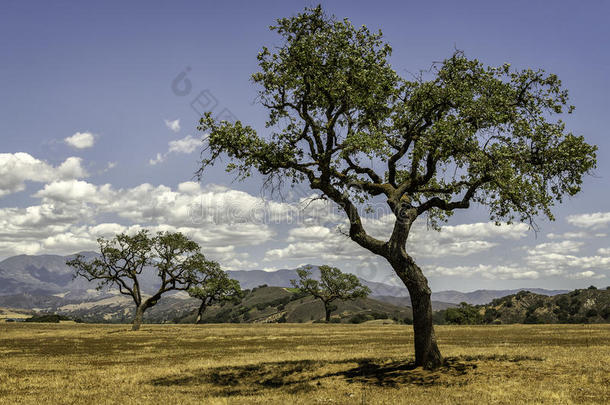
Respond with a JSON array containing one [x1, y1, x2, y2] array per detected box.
[[196, 301, 207, 324], [132, 305, 145, 331], [392, 254, 442, 369]]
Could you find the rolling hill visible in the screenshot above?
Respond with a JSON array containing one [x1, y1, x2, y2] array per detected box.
[[0, 286, 413, 325], [476, 287, 610, 324]]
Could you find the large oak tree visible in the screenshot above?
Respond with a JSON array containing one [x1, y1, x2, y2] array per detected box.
[[196, 6, 597, 368]]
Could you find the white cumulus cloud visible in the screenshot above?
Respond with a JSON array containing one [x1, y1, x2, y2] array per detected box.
[[426, 264, 540, 280], [168, 135, 200, 154], [567, 271, 605, 280], [0, 153, 88, 197], [149, 135, 203, 165], [64, 132, 96, 149], [567, 212, 610, 230]]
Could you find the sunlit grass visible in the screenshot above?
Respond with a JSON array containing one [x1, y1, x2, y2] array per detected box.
[[0, 323, 608, 404]]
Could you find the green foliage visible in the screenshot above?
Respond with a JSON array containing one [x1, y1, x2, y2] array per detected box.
[[196, 5, 597, 236], [25, 314, 69, 323], [67, 230, 219, 329], [347, 312, 389, 323], [568, 300, 581, 316], [526, 299, 544, 316], [556, 296, 569, 310], [586, 309, 598, 317], [290, 265, 371, 306], [524, 314, 542, 324], [349, 313, 371, 324], [483, 308, 498, 324], [443, 303, 483, 325], [188, 264, 242, 310], [67, 231, 211, 303]]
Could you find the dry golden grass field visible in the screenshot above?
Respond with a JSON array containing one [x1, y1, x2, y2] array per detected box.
[[0, 323, 609, 404]]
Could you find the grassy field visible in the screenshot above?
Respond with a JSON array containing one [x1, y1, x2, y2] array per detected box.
[[0, 323, 608, 404]]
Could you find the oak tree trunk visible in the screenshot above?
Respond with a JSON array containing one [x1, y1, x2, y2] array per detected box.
[[392, 256, 443, 369], [132, 305, 146, 331], [324, 304, 332, 322], [196, 301, 207, 324], [407, 281, 442, 369]]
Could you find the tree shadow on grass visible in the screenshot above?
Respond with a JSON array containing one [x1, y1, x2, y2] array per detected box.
[[149, 356, 487, 396]]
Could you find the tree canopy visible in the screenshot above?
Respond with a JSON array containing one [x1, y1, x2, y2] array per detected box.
[[198, 6, 596, 236], [67, 230, 216, 330], [291, 265, 371, 321], [188, 262, 242, 323], [196, 5, 597, 369]]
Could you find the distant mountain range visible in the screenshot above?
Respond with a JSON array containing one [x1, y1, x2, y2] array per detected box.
[[0, 253, 568, 309]]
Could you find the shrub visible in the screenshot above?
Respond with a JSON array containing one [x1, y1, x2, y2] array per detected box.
[[25, 314, 66, 323], [556, 296, 569, 310], [444, 303, 483, 325], [569, 300, 581, 315], [370, 312, 389, 320], [483, 308, 498, 324], [556, 311, 569, 323], [349, 313, 370, 324], [570, 316, 588, 324], [524, 314, 542, 324], [526, 300, 545, 318]]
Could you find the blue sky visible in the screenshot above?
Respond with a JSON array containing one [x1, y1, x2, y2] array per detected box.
[[1, 0, 609, 291]]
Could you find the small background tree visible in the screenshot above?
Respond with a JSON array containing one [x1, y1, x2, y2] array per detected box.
[[67, 230, 215, 330], [188, 262, 242, 323], [291, 265, 371, 322]]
